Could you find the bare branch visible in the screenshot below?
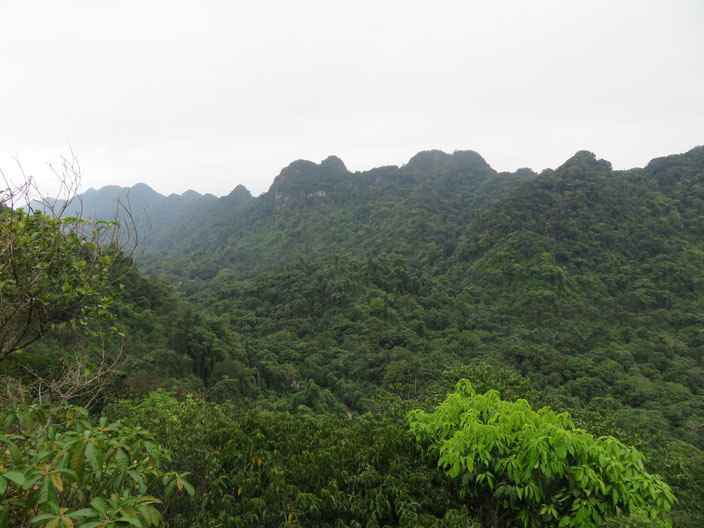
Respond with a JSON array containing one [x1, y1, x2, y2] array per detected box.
[[22, 338, 125, 408]]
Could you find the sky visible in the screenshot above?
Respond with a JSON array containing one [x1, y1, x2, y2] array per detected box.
[[1, 0, 702, 198]]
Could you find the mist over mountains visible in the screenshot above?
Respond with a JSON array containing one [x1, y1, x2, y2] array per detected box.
[[49, 149, 536, 274], [31, 180, 253, 251]]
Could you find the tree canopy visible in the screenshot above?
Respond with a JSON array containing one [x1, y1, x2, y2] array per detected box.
[[408, 380, 676, 528], [0, 207, 125, 363]]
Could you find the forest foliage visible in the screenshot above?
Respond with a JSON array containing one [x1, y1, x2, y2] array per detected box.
[[408, 380, 675, 528], [2, 146, 704, 526]]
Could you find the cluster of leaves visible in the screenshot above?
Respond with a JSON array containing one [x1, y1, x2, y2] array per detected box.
[[103, 390, 234, 523], [408, 380, 676, 528], [106, 390, 477, 528], [0, 401, 192, 527], [0, 208, 121, 362]]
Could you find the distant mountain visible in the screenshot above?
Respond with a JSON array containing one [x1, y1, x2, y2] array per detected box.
[[141, 149, 534, 279], [455, 147, 704, 292], [31, 182, 253, 252]]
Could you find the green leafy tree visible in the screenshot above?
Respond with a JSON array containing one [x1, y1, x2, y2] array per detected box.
[[0, 156, 138, 366], [0, 206, 123, 363], [0, 401, 193, 527], [407, 380, 676, 528]]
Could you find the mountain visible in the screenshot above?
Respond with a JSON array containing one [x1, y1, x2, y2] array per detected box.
[[30, 182, 254, 252], [147, 146, 704, 450], [21, 146, 704, 450], [429, 147, 704, 445], [30, 149, 535, 278], [155, 148, 704, 448], [141, 149, 535, 279]]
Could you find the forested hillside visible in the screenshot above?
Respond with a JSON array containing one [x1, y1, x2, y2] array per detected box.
[[142, 150, 534, 278], [3, 146, 704, 527], [31, 182, 254, 253]]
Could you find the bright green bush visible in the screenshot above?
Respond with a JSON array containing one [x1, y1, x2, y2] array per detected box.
[[407, 380, 676, 528], [0, 401, 193, 527]]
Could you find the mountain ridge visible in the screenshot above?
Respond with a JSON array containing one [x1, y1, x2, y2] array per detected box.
[[139, 148, 530, 277]]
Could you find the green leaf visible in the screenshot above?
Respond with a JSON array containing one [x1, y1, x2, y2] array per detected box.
[[86, 442, 104, 471], [30, 513, 56, 523], [39, 479, 60, 514], [115, 448, 129, 473], [181, 478, 195, 497], [143, 440, 160, 464], [164, 479, 177, 502], [70, 443, 86, 481], [137, 505, 161, 526], [2, 413, 17, 431], [67, 508, 97, 519], [90, 497, 108, 517], [117, 515, 144, 527], [2, 470, 24, 486], [128, 471, 146, 493], [0, 438, 21, 465], [53, 468, 79, 483]]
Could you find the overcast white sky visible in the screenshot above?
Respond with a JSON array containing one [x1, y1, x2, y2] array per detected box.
[[1, 0, 702, 197]]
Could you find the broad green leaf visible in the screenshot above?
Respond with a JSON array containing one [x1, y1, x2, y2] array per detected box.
[[67, 508, 98, 519], [0, 438, 21, 465], [2, 470, 24, 486], [181, 478, 195, 497], [85, 442, 104, 471], [30, 513, 56, 523], [70, 443, 86, 481], [90, 497, 108, 517], [115, 448, 129, 473], [117, 515, 144, 527], [164, 479, 177, 502], [143, 440, 160, 463], [137, 505, 160, 526]]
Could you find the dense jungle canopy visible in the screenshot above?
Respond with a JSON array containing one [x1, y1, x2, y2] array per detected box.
[[2, 146, 704, 527]]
